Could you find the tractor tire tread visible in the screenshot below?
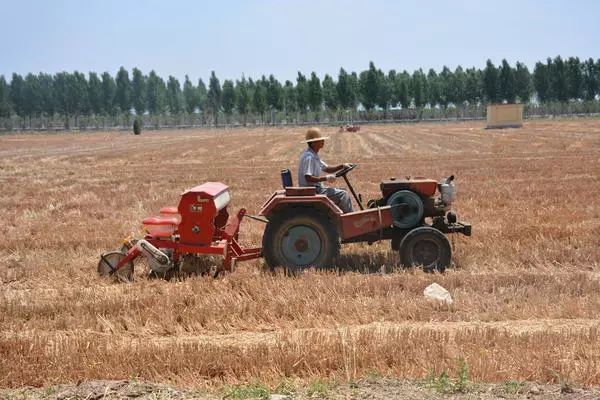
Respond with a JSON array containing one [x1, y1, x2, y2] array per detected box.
[[263, 207, 340, 272], [399, 226, 451, 272]]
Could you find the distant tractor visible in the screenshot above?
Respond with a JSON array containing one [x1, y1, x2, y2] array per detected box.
[[339, 124, 361, 132], [98, 165, 471, 281]]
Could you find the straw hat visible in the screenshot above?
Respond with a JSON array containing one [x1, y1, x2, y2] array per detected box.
[[301, 127, 329, 143]]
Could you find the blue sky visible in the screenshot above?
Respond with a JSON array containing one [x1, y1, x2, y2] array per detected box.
[[1, 0, 598, 83]]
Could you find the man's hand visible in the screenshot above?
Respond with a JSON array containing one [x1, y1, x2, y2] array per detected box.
[[325, 174, 337, 183]]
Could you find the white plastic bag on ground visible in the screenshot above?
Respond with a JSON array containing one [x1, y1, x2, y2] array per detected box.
[[424, 283, 453, 304]]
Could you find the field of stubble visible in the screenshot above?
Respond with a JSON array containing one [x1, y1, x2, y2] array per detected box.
[[1, 120, 599, 390]]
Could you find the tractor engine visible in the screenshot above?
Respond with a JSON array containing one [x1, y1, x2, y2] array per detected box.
[[369, 175, 458, 230]]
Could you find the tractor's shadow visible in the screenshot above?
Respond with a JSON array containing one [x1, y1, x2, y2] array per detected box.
[[332, 251, 402, 275], [261, 252, 403, 277]]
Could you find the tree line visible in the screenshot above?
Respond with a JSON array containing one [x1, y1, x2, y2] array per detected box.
[[0, 56, 598, 130]]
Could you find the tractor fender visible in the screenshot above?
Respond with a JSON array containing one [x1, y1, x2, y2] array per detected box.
[[259, 192, 343, 227]]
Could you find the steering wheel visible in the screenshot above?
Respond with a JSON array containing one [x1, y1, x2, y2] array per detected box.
[[335, 163, 358, 178]]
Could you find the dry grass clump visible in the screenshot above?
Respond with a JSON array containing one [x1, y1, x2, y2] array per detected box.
[[1, 119, 600, 388], [2, 321, 600, 388]]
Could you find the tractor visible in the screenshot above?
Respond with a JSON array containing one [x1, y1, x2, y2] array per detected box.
[[260, 164, 470, 272], [98, 165, 471, 281]]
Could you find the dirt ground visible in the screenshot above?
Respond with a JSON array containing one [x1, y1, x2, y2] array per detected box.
[[3, 378, 600, 399], [1, 119, 600, 392]]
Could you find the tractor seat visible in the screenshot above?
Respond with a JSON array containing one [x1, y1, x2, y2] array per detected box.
[[142, 216, 179, 238], [281, 169, 294, 188]]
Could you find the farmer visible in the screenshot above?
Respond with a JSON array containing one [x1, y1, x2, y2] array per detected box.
[[298, 127, 354, 213]]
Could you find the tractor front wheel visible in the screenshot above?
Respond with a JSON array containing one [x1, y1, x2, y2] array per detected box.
[[399, 227, 451, 272], [262, 209, 340, 273]]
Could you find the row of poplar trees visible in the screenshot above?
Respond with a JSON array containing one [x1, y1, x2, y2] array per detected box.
[[0, 56, 598, 128]]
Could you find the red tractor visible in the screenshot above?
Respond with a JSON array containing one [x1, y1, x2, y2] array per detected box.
[[339, 125, 361, 132], [260, 164, 470, 272], [98, 165, 471, 281]]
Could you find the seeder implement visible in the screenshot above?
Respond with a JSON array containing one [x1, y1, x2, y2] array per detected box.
[[98, 182, 261, 281]]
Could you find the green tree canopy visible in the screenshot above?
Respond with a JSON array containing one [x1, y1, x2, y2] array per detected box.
[[37, 73, 55, 116], [4, 55, 600, 127], [23, 73, 42, 118], [566, 56, 583, 100], [349, 72, 359, 109], [53, 72, 71, 122], [146, 70, 167, 115], [266, 75, 283, 112], [197, 78, 207, 112], [533, 61, 551, 103], [450, 66, 466, 105], [74, 71, 90, 116], [235, 77, 251, 123], [582, 58, 599, 100], [166, 76, 183, 114], [101, 72, 117, 116], [438, 66, 454, 107], [308, 72, 322, 114], [131, 68, 147, 115], [0, 76, 11, 117], [336, 68, 356, 111], [483, 60, 500, 103], [395, 71, 411, 109], [549, 56, 568, 102], [221, 79, 236, 117], [387, 70, 398, 107], [183, 75, 197, 114], [359, 62, 379, 111], [115, 67, 131, 113], [296, 72, 308, 114], [88, 72, 103, 115], [411, 69, 427, 108], [499, 59, 517, 103], [464, 67, 482, 105], [53, 71, 87, 127], [427, 69, 441, 107], [514, 62, 532, 103], [9, 73, 26, 118], [322, 74, 338, 111], [376, 69, 392, 110], [207, 71, 222, 125], [283, 79, 297, 115], [252, 78, 267, 119]]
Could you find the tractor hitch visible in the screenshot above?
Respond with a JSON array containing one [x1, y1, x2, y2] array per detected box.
[[446, 222, 472, 236], [432, 215, 472, 236]]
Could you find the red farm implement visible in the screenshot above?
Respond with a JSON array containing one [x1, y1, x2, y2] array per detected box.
[[98, 164, 471, 281]]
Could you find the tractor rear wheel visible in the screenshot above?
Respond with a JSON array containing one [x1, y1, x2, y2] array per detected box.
[[263, 209, 340, 273], [399, 227, 451, 272], [98, 251, 134, 282]]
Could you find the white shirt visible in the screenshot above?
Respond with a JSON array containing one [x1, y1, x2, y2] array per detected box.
[[298, 147, 328, 188]]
